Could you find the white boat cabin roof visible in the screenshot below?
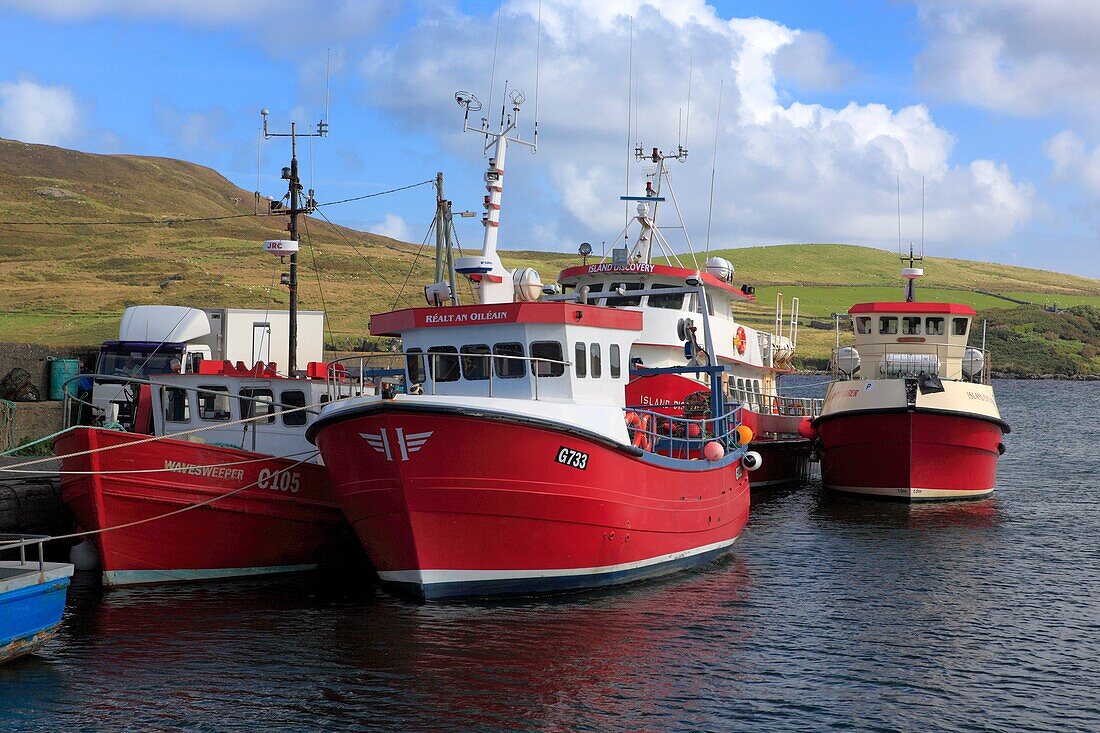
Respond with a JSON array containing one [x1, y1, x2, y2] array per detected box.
[[369, 301, 642, 405]]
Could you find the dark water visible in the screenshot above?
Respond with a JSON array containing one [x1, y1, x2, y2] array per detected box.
[[3, 380, 1098, 732]]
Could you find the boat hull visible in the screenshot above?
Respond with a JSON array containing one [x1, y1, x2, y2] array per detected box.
[[743, 436, 812, 488], [57, 428, 343, 586], [312, 406, 750, 600], [816, 410, 1003, 501], [0, 563, 73, 664]]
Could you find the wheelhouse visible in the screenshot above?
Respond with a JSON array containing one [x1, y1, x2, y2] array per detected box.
[[839, 302, 987, 382]]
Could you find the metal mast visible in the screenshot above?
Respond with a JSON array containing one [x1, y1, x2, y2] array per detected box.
[[261, 109, 328, 375], [433, 172, 461, 306]]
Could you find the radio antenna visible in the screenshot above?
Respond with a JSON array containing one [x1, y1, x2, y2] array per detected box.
[[685, 56, 693, 148], [532, 0, 541, 152], [704, 80, 724, 259], [625, 15, 634, 240], [485, 0, 503, 151], [921, 175, 926, 257], [896, 174, 902, 255], [324, 48, 332, 127]]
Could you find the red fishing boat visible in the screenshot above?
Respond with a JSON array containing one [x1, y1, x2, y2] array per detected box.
[[307, 88, 754, 600], [811, 249, 1009, 500], [58, 117, 347, 584], [58, 363, 343, 585]]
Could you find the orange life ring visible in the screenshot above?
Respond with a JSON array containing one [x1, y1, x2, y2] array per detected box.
[[625, 411, 652, 451], [735, 326, 747, 355]]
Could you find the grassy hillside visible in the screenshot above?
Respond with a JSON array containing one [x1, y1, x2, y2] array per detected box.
[[1, 138, 1098, 375]]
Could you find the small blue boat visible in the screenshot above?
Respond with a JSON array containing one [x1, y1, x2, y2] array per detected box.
[[0, 535, 74, 664]]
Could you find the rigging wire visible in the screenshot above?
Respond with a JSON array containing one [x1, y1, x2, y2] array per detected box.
[[0, 180, 434, 226], [300, 216, 336, 357], [313, 207, 402, 298], [389, 218, 437, 311]]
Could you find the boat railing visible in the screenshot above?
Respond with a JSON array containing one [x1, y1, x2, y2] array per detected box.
[[829, 342, 993, 384], [326, 351, 573, 403], [622, 404, 744, 460], [61, 374, 326, 431], [0, 534, 48, 572], [732, 390, 823, 418]]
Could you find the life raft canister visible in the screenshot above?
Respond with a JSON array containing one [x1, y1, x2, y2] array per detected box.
[[734, 326, 747, 355]]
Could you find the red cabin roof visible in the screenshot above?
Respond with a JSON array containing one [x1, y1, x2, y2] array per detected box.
[[369, 301, 643, 337], [848, 302, 977, 316], [557, 263, 755, 301]]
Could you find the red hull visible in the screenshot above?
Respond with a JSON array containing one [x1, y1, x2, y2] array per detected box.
[[816, 410, 1003, 500], [312, 407, 750, 599], [57, 428, 344, 585]]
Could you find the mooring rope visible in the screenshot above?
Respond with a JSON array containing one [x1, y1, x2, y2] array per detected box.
[[0, 449, 319, 475], [0, 452, 321, 551]]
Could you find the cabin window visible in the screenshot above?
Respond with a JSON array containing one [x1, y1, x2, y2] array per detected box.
[[240, 388, 275, 424], [460, 344, 491, 381], [320, 394, 330, 404], [427, 346, 460, 382], [692, 292, 715, 316], [855, 317, 871, 334], [164, 387, 190, 423], [610, 344, 621, 378], [575, 343, 587, 378], [953, 317, 969, 336], [902, 317, 922, 335], [406, 348, 426, 384], [281, 390, 307, 426], [648, 284, 685, 309], [493, 342, 526, 378], [591, 343, 602, 378], [531, 341, 565, 377], [878, 317, 898, 335], [926, 317, 945, 336], [197, 386, 231, 421], [606, 282, 644, 307]]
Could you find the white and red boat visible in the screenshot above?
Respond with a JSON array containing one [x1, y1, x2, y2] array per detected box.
[[811, 251, 1009, 500], [306, 90, 754, 600], [553, 147, 821, 488], [58, 122, 347, 585], [58, 360, 344, 585]]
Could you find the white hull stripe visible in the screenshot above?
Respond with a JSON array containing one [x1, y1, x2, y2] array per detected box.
[[376, 537, 739, 586], [826, 484, 994, 500], [103, 563, 318, 586]]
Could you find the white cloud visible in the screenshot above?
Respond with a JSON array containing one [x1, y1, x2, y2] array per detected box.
[[359, 0, 1032, 252], [1044, 129, 1100, 197], [154, 104, 231, 154], [916, 1, 1100, 122], [0, 79, 81, 145], [368, 213, 411, 242], [772, 30, 856, 92]]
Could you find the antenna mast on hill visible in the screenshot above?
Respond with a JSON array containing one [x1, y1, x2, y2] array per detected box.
[[260, 108, 328, 376]]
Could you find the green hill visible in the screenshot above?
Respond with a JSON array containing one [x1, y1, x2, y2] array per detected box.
[[1, 138, 1098, 376]]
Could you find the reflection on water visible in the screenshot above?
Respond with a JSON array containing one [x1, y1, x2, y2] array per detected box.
[[2, 381, 1099, 731]]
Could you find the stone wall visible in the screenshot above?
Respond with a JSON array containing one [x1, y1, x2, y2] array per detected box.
[[0, 342, 97, 401], [5, 401, 65, 449]]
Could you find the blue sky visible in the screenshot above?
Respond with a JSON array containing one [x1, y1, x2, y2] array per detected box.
[[1, 0, 1098, 278]]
